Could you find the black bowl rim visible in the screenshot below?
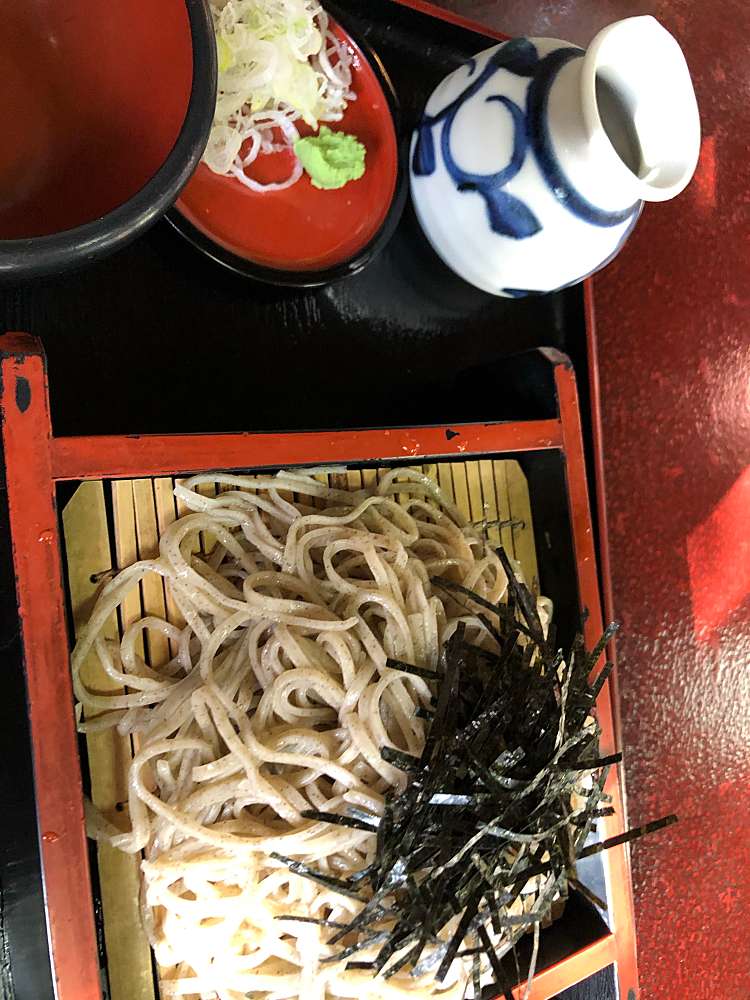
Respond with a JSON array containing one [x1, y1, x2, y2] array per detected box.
[[165, 11, 409, 289], [0, 0, 217, 281]]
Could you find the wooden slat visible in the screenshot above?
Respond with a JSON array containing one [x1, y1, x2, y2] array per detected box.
[[493, 459, 515, 558], [173, 476, 190, 520], [421, 462, 438, 488], [436, 461, 455, 504], [449, 461, 471, 523], [346, 468, 363, 493], [464, 461, 485, 524], [196, 480, 217, 557], [133, 479, 169, 668], [154, 478, 184, 641], [330, 471, 350, 493], [507, 460, 539, 594], [63, 482, 155, 1000], [361, 467, 378, 492], [396, 466, 412, 507], [113, 481, 144, 655], [313, 471, 330, 510], [479, 459, 501, 548]]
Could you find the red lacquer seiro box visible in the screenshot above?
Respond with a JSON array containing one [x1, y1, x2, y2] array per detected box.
[[0, 332, 638, 1000]]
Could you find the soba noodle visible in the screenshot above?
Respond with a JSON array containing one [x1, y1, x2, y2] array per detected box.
[[76, 468, 551, 1000]]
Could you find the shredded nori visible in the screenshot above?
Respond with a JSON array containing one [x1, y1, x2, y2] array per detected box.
[[300, 809, 379, 832], [274, 915, 349, 930], [275, 550, 676, 996]]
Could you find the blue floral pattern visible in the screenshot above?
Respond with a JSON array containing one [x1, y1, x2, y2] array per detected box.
[[413, 38, 640, 240]]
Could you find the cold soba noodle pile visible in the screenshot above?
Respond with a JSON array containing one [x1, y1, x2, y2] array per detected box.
[[75, 469, 550, 1000]]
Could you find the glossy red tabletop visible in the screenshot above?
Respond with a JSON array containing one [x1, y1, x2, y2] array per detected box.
[[176, 22, 398, 271], [441, 1, 750, 996]]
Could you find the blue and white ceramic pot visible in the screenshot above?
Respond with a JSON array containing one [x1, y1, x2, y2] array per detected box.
[[410, 16, 700, 297]]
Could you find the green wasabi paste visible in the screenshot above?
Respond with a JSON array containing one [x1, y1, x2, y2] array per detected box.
[[294, 127, 366, 190]]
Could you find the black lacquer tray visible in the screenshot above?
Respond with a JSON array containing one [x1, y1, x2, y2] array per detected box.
[[0, 2, 613, 998], [0, 0, 593, 441]]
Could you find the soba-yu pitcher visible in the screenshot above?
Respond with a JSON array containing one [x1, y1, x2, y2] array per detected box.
[[410, 16, 700, 296]]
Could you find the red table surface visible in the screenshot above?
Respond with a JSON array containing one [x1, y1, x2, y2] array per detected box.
[[439, 2, 750, 997]]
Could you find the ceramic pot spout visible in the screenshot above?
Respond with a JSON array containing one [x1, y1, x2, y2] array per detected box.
[[582, 16, 700, 203]]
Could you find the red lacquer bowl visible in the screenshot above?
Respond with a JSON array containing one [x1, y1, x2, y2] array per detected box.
[[170, 18, 406, 287], [0, 0, 216, 279]]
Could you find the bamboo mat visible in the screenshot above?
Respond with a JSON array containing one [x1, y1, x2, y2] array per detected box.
[[62, 460, 538, 1000]]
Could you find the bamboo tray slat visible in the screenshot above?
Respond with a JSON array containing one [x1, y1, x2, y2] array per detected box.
[[63, 482, 156, 1000], [62, 459, 538, 1000]]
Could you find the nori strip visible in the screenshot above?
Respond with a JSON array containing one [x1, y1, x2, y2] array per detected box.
[[327, 858, 408, 944], [588, 658, 616, 701], [560, 751, 623, 772], [347, 807, 382, 828], [471, 952, 481, 1000], [424, 623, 464, 760], [496, 548, 545, 647], [485, 890, 502, 936], [497, 814, 679, 890], [436, 890, 482, 982], [431, 578, 509, 646], [429, 793, 493, 807], [386, 657, 442, 681], [584, 621, 620, 675], [430, 577, 506, 619], [269, 853, 363, 900], [300, 809, 379, 832], [477, 923, 515, 1000], [278, 562, 676, 999], [275, 915, 348, 929], [322, 929, 390, 964], [383, 936, 428, 979], [347, 864, 377, 884], [412, 942, 448, 978], [373, 924, 422, 973], [380, 747, 421, 771], [567, 876, 607, 912], [571, 806, 615, 824], [577, 814, 678, 859], [573, 766, 612, 850]]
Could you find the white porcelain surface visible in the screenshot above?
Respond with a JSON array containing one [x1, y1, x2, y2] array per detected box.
[[410, 16, 700, 297]]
